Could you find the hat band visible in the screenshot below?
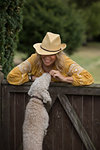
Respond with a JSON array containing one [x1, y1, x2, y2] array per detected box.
[[40, 45, 61, 52]]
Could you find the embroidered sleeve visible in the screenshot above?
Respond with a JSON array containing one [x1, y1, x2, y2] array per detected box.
[[7, 66, 29, 85], [67, 63, 84, 76], [18, 60, 31, 74], [72, 70, 94, 86], [65, 57, 94, 86], [7, 54, 37, 85]]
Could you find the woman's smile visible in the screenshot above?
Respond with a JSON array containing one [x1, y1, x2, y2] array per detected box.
[[41, 55, 56, 67]]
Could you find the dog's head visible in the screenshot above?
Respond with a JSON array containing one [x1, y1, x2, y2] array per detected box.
[[28, 73, 51, 103]]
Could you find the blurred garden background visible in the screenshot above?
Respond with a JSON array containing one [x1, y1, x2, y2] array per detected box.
[[0, 0, 100, 83]]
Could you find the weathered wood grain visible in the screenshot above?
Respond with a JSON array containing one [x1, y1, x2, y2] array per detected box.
[[1, 81, 100, 150], [58, 94, 96, 150]]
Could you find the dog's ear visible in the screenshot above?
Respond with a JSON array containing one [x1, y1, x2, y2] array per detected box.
[[41, 90, 52, 104]]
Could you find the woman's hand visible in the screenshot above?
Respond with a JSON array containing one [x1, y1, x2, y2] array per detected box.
[[49, 70, 73, 83], [49, 70, 66, 81], [31, 76, 37, 81]]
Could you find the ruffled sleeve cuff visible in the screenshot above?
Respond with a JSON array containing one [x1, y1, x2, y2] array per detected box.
[[72, 70, 94, 86]]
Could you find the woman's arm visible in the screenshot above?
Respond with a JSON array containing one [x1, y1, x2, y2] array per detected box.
[[49, 70, 73, 83], [65, 56, 94, 86], [7, 54, 36, 85], [50, 55, 94, 86]]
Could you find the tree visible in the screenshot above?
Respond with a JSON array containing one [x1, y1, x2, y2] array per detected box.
[[18, 0, 86, 56], [0, 0, 24, 77], [69, 0, 100, 8], [68, 0, 100, 40], [86, 2, 100, 39]]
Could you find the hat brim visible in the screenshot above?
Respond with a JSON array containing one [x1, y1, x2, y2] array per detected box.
[[33, 43, 66, 55]]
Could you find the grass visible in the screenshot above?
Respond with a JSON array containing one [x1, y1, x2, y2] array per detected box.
[[14, 42, 100, 84], [70, 42, 100, 84]]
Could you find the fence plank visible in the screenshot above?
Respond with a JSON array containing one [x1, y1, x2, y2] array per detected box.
[[58, 94, 96, 150], [2, 85, 10, 150], [71, 95, 84, 150], [61, 96, 73, 150], [0, 71, 4, 150], [93, 96, 100, 150]]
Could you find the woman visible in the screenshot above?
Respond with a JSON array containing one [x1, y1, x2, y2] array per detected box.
[[7, 32, 94, 86]]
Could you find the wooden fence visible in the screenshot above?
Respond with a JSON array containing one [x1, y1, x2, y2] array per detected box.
[[0, 80, 100, 150]]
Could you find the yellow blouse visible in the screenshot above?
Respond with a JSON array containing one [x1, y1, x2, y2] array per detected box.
[[7, 53, 94, 86]]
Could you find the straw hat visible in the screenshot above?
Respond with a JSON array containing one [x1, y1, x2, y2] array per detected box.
[[33, 32, 66, 55]]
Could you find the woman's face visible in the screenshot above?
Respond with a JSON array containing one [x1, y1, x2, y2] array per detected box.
[[41, 55, 57, 67]]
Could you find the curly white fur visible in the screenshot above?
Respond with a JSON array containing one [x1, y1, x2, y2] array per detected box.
[[23, 73, 51, 150]]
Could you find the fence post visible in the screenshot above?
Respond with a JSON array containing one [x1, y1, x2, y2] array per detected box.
[[0, 65, 4, 150], [0, 65, 4, 121], [0, 65, 4, 83]]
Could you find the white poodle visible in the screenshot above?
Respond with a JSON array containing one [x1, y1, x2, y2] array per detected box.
[[23, 73, 52, 150]]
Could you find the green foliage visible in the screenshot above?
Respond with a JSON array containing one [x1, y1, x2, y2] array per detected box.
[[69, 0, 100, 8], [68, 0, 100, 40], [86, 2, 100, 38], [18, 0, 86, 56], [0, 0, 24, 77]]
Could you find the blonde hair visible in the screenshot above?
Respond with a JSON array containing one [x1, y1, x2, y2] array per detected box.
[[34, 52, 66, 72], [55, 52, 66, 72]]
